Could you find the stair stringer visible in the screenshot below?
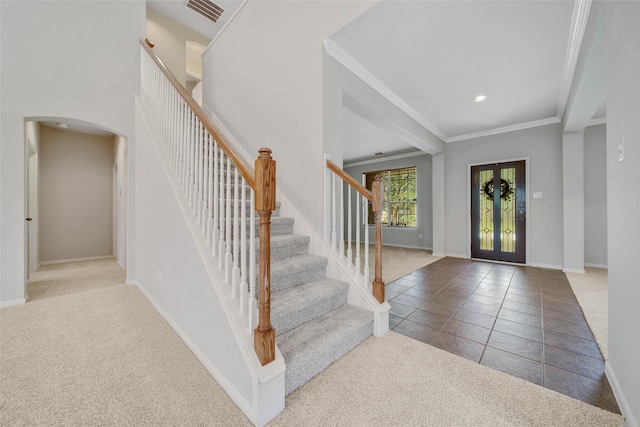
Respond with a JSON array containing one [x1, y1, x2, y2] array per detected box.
[[135, 98, 285, 427]]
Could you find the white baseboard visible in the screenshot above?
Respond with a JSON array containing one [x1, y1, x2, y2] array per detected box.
[[382, 243, 433, 251], [445, 253, 471, 259], [606, 361, 638, 427], [40, 255, 114, 266], [584, 263, 608, 269], [0, 298, 26, 308], [432, 253, 446, 258], [562, 268, 586, 274], [529, 262, 563, 270]]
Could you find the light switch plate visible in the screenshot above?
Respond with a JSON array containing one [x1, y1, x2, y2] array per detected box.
[[533, 192, 542, 199]]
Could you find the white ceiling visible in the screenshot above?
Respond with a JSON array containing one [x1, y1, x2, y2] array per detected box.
[[342, 107, 421, 162], [330, 0, 591, 162], [147, 0, 244, 41], [143, 1, 601, 164]]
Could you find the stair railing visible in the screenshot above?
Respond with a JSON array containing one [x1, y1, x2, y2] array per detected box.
[[139, 39, 275, 366], [326, 159, 385, 303]]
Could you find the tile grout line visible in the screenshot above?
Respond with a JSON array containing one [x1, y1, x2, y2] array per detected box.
[[477, 267, 516, 363]]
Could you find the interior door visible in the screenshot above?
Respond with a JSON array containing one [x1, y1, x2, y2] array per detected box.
[[471, 161, 526, 263]]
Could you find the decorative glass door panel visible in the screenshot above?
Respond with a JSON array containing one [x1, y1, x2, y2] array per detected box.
[[471, 161, 525, 263]]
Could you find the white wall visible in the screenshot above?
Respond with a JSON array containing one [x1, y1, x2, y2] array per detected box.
[[562, 131, 585, 273], [0, 1, 144, 304], [605, 2, 640, 425], [134, 100, 256, 418], [203, 1, 377, 256], [445, 123, 564, 267], [146, 7, 210, 88], [583, 124, 607, 267], [39, 127, 114, 263], [345, 154, 433, 249]]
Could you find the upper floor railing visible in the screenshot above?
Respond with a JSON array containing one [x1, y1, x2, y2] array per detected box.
[[325, 160, 385, 303], [139, 39, 275, 366]]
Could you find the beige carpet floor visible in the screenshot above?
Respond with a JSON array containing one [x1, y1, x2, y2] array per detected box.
[[360, 245, 440, 283], [566, 267, 609, 360], [1, 259, 623, 426]]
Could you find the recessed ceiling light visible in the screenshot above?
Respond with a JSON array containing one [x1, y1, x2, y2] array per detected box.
[[474, 95, 488, 103], [57, 123, 69, 129]]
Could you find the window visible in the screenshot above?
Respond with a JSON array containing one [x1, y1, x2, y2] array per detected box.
[[365, 167, 417, 227]]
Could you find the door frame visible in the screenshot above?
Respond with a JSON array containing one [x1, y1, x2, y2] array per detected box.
[[467, 157, 530, 265], [25, 139, 39, 281]]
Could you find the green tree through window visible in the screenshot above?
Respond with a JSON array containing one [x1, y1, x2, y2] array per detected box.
[[365, 167, 417, 227]]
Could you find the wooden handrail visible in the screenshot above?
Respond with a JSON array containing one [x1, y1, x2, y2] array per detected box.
[[140, 39, 256, 189], [141, 39, 276, 366], [326, 159, 373, 201]]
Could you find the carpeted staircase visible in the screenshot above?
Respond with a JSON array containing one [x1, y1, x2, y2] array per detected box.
[[257, 206, 373, 395], [206, 152, 374, 394]]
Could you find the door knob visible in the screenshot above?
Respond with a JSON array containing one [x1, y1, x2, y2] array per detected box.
[[26, 218, 32, 221]]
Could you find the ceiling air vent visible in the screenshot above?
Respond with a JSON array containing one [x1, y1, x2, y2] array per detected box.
[[186, 0, 224, 23]]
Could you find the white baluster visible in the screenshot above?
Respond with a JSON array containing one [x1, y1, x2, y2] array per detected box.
[[194, 119, 201, 216], [355, 189, 361, 278], [177, 101, 183, 185], [232, 168, 240, 299], [184, 108, 190, 195], [225, 156, 233, 285], [206, 134, 214, 241], [182, 102, 188, 190], [201, 132, 209, 234], [347, 186, 353, 269], [339, 177, 345, 258], [218, 150, 226, 270], [190, 112, 196, 208], [172, 89, 178, 169], [181, 106, 189, 196], [240, 179, 248, 316], [331, 173, 337, 251], [197, 122, 203, 223], [212, 141, 220, 257], [363, 193, 370, 289], [163, 79, 168, 150]]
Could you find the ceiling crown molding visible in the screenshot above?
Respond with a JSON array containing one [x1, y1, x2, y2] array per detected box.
[[323, 38, 448, 143], [344, 150, 426, 168], [556, 0, 593, 120], [446, 117, 561, 143]]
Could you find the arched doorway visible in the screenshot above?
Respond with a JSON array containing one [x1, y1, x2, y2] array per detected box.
[[23, 117, 128, 296]]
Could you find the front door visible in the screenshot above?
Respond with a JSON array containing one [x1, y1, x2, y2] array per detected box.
[[471, 161, 526, 263]]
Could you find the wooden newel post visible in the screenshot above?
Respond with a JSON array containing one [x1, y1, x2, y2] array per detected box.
[[372, 174, 385, 303], [254, 148, 276, 365]]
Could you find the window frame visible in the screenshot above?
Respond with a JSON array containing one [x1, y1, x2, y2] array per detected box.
[[364, 166, 417, 228]]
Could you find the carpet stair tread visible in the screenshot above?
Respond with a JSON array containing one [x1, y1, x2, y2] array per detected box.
[[270, 255, 327, 292], [278, 304, 373, 395], [272, 278, 349, 336], [264, 234, 310, 261]]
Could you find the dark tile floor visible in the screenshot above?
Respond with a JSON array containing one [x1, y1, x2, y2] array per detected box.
[[386, 257, 620, 414]]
